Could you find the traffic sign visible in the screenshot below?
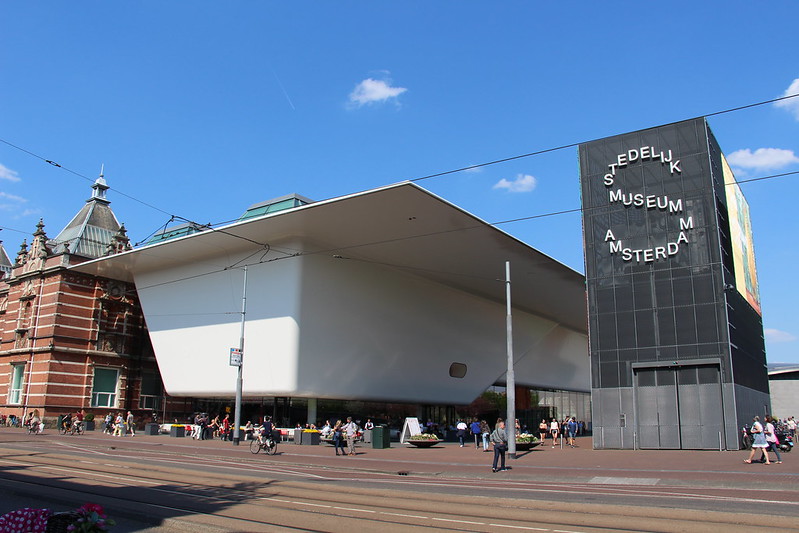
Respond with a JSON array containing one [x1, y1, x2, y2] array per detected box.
[[229, 348, 242, 367]]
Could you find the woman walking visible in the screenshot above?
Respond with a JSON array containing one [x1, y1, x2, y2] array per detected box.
[[744, 415, 770, 464], [764, 415, 783, 464], [332, 420, 346, 456], [549, 418, 560, 447], [538, 419, 548, 446], [480, 420, 491, 452]]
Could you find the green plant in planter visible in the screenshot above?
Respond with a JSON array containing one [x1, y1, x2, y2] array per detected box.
[[515, 433, 539, 443], [409, 433, 440, 441]]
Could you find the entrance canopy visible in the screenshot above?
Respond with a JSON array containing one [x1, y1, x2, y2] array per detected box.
[[73, 182, 589, 402], [74, 182, 586, 330]]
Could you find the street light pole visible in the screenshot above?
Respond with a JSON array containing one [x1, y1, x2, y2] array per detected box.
[[505, 261, 516, 459], [232, 265, 247, 445]]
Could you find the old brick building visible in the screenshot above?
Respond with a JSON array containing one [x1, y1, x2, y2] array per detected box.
[[0, 177, 168, 426]]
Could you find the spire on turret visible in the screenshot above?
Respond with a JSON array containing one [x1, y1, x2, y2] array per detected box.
[[90, 164, 110, 203], [51, 168, 124, 259]]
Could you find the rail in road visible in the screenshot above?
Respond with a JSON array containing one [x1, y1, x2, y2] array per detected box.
[[1, 431, 798, 532]]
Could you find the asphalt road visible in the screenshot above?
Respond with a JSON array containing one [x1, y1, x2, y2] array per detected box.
[[1, 429, 798, 532]]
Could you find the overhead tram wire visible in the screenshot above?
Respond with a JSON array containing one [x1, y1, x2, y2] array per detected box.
[[0, 138, 175, 218], [407, 92, 799, 184], [133, 167, 799, 294], [3, 91, 797, 231], [3, 91, 798, 265], [0, 139, 277, 252]]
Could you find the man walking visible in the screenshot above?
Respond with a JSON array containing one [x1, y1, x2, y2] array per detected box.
[[490, 419, 509, 473], [126, 411, 136, 437], [470, 418, 482, 449], [343, 417, 359, 456]]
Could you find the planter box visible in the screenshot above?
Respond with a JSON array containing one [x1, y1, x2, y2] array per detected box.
[[300, 432, 321, 445], [407, 439, 442, 448]]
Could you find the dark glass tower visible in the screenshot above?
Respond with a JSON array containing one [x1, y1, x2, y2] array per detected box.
[[579, 118, 768, 450]]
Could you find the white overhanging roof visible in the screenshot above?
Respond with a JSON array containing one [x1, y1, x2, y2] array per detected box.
[[72, 182, 587, 333]]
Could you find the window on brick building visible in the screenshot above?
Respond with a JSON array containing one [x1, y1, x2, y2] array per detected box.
[[138, 371, 162, 410], [91, 367, 119, 408], [8, 364, 25, 404]]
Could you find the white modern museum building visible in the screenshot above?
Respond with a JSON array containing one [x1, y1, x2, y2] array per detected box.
[[74, 182, 590, 424]]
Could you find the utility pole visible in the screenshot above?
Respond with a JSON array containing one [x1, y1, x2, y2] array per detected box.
[[505, 261, 516, 459], [232, 265, 247, 445]]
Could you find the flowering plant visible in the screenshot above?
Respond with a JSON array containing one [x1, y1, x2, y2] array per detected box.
[[66, 503, 116, 532], [409, 433, 440, 441], [516, 433, 539, 443]]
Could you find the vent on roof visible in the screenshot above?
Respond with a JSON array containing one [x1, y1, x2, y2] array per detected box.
[[147, 223, 207, 244], [239, 193, 313, 221]]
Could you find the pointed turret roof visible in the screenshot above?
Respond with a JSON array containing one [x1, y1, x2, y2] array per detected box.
[[0, 239, 12, 278], [51, 169, 123, 259]]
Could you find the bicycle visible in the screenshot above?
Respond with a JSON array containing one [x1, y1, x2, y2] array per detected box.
[[59, 422, 84, 436], [250, 435, 278, 455]]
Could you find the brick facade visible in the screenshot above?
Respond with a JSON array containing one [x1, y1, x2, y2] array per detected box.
[[0, 182, 182, 428]]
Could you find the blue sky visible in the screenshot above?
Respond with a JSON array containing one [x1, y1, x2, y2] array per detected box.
[[1, 3, 798, 363]]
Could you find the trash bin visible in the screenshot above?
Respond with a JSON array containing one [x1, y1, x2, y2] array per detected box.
[[301, 432, 321, 445], [169, 425, 185, 438], [144, 423, 160, 436], [372, 426, 390, 448]]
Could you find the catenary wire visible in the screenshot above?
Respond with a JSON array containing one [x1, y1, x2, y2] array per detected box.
[[0, 138, 175, 218], [2, 92, 797, 236], [131, 168, 799, 293]]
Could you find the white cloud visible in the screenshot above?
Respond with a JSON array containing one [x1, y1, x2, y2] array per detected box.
[[775, 78, 799, 120], [0, 163, 21, 182], [0, 191, 27, 203], [726, 148, 799, 172], [765, 329, 797, 343], [348, 77, 407, 107], [493, 174, 538, 193]]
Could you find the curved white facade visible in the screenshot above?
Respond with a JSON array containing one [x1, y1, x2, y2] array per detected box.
[[76, 183, 589, 404]]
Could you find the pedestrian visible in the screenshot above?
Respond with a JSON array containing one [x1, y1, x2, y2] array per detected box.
[[567, 417, 578, 447], [126, 411, 136, 436], [550, 418, 560, 447], [332, 420, 346, 456], [343, 416, 359, 456], [480, 420, 491, 451], [744, 415, 770, 464], [456, 419, 468, 447], [470, 418, 481, 449], [490, 418, 509, 473], [538, 419, 548, 445], [113, 412, 124, 437], [764, 415, 783, 464], [221, 414, 231, 441]]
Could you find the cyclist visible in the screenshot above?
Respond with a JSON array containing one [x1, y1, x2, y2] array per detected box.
[[259, 416, 274, 446], [72, 410, 84, 434], [61, 412, 73, 433]]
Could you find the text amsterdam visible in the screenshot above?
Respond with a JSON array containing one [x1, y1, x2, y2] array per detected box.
[[602, 147, 694, 264]]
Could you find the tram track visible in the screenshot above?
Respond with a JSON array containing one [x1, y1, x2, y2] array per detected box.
[[0, 443, 797, 532]]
